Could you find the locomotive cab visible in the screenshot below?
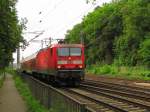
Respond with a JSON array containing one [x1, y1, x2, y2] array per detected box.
[[55, 44, 85, 85]]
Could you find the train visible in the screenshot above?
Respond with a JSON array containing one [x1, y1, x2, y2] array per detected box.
[[20, 43, 85, 86]]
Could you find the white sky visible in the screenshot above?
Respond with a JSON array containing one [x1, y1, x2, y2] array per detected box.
[[13, 0, 111, 63]]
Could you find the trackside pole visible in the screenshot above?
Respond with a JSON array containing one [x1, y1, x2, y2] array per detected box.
[[17, 47, 20, 69]]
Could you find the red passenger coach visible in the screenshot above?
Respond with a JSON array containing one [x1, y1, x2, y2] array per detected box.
[[21, 43, 85, 86]]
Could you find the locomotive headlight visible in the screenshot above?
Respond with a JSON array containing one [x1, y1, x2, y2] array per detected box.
[[57, 65, 61, 69], [57, 60, 67, 64], [79, 65, 83, 68], [73, 60, 82, 64]]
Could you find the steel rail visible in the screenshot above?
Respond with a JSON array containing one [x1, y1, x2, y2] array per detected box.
[[83, 80, 150, 96], [80, 84, 150, 111], [80, 83, 150, 101], [85, 79, 150, 92], [66, 88, 136, 112]]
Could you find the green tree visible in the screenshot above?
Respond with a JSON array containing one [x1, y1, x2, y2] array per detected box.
[[138, 38, 150, 68], [0, 0, 23, 69], [65, 0, 150, 67]]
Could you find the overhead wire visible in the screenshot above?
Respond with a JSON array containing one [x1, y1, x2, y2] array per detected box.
[[24, 0, 62, 44], [24, 0, 97, 46], [43, 5, 95, 39], [37, 0, 98, 34], [38, 0, 65, 23], [25, 0, 65, 33]]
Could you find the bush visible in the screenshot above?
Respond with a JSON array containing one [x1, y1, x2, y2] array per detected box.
[[86, 65, 150, 80], [138, 38, 150, 68]]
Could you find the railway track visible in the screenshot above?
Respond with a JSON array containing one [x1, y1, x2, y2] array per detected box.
[[84, 79, 150, 92], [22, 73, 150, 112], [82, 80, 150, 101], [64, 87, 150, 112], [61, 79, 150, 112]]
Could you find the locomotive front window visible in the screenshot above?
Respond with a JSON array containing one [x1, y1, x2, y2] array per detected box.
[[58, 47, 81, 56], [70, 48, 81, 56], [58, 48, 69, 56]]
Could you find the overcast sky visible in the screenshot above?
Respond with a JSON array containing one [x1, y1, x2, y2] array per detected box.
[[13, 0, 111, 63]]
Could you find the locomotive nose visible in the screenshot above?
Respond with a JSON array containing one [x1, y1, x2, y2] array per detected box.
[[57, 57, 83, 69], [57, 47, 84, 69]]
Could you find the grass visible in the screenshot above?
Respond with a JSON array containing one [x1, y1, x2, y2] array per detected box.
[[0, 69, 5, 88], [0, 76, 4, 88], [86, 65, 150, 81], [6, 68, 71, 112], [7, 68, 51, 112]]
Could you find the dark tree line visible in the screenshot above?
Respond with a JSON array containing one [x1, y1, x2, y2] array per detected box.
[[65, 0, 150, 68], [0, 0, 23, 69]]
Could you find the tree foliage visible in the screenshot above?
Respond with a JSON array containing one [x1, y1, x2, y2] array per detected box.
[[138, 38, 150, 67], [65, 0, 150, 68], [0, 0, 23, 69]]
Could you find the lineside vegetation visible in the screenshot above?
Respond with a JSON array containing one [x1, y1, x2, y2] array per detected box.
[[0, 70, 5, 87], [6, 69, 51, 112], [87, 65, 150, 80], [65, 0, 150, 79], [0, 0, 25, 69]]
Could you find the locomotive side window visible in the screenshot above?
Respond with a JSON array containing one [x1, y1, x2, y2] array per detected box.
[[70, 48, 81, 56], [58, 48, 69, 56]]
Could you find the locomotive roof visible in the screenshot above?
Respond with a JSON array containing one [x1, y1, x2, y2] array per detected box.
[[21, 44, 84, 63], [50, 44, 84, 48]]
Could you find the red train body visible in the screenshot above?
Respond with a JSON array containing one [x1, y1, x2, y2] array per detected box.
[[21, 44, 85, 86]]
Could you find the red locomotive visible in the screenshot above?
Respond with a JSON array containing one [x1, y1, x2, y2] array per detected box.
[[21, 43, 85, 86]]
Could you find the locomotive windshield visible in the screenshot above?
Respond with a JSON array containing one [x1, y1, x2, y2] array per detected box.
[[58, 47, 81, 56], [70, 48, 81, 56], [58, 48, 69, 56]]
